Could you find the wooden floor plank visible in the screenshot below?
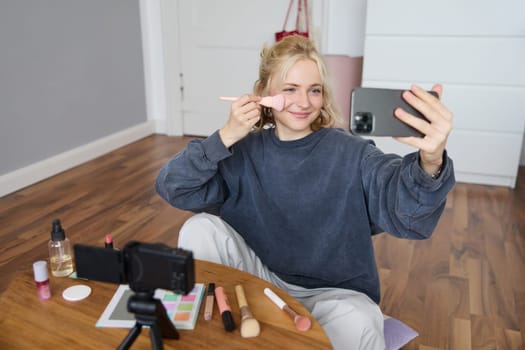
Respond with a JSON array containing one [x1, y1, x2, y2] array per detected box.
[[471, 315, 496, 350], [450, 318, 472, 350]]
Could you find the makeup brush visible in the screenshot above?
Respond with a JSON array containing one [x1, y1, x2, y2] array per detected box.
[[264, 287, 311, 332], [235, 284, 261, 338], [219, 94, 285, 112]]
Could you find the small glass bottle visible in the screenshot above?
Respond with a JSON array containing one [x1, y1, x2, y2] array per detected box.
[[33, 260, 51, 300], [48, 219, 74, 277]]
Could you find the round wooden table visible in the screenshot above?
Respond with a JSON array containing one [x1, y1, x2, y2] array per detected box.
[[0, 260, 332, 349]]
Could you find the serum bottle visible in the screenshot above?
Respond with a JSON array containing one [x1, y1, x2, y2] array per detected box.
[[33, 260, 51, 300], [48, 219, 74, 277]]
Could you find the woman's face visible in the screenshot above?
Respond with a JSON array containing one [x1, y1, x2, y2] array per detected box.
[[270, 59, 323, 141]]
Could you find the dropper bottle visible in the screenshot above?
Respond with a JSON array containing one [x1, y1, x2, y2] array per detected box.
[[48, 219, 74, 277]]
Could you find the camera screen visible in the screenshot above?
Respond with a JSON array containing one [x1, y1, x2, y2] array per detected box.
[[75, 244, 126, 284]]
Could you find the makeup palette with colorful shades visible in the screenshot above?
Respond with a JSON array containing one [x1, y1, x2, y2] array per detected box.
[[95, 283, 205, 330]]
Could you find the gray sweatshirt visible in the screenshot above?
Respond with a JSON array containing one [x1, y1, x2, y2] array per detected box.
[[155, 127, 455, 303]]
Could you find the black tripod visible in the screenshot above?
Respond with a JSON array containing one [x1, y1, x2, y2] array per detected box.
[[118, 291, 179, 350]]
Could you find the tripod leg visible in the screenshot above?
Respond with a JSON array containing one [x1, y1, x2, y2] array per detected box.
[[154, 300, 179, 339], [117, 323, 142, 350], [122, 292, 180, 349], [149, 323, 164, 350]]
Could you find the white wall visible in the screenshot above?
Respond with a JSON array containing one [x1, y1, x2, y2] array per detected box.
[[320, 0, 367, 57]]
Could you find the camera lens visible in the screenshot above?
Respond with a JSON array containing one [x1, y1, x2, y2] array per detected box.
[[353, 112, 373, 134]]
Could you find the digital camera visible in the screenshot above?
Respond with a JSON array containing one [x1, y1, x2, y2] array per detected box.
[[74, 241, 194, 295]]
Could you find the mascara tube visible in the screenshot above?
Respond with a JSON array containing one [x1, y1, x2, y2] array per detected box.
[[214, 286, 235, 332]]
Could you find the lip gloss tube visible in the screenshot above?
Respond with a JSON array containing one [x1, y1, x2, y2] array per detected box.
[[33, 260, 51, 300], [204, 283, 215, 321], [214, 286, 235, 332]]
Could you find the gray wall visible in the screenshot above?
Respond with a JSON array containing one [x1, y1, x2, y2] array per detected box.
[[0, 0, 146, 175]]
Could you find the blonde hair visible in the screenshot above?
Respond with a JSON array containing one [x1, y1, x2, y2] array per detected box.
[[253, 35, 341, 131]]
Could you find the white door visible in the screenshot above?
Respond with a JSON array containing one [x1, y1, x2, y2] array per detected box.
[[177, 0, 310, 136]]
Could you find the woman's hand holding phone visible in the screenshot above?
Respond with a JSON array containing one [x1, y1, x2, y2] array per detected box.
[[395, 84, 453, 177]]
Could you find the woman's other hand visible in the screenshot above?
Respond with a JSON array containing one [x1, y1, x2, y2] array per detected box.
[[219, 94, 261, 148]]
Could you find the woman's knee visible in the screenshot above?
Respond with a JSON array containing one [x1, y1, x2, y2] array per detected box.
[[312, 298, 384, 349], [178, 213, 218, 247], [178, 213, 221, 259]]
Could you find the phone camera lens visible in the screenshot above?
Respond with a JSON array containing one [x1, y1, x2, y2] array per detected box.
[[353, 112, 373, 134]]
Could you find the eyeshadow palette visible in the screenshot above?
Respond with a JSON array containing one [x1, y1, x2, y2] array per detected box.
[[96, 283, 205, 330]]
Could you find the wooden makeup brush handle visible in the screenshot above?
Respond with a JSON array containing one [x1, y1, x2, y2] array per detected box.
[[235, 284, 248, 307]]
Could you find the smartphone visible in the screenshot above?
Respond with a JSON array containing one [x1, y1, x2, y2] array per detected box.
[[350, 87, 438, 137]]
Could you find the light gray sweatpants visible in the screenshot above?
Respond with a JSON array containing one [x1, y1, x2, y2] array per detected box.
[[178, 213, 385, 350]]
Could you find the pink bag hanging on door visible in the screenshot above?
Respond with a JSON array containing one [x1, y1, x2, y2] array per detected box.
[[275, 0, 309, 42]]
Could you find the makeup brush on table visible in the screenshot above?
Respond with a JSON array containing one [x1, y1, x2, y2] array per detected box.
[[234, 284, 261, 338], [264, 287, 311, 332], [219, 94, 285, 112]]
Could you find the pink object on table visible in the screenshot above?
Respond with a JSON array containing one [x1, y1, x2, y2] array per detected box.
[[264, 287, 311, 332]]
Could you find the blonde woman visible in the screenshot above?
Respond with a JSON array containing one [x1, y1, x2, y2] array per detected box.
[[156, 35, 455, 349]]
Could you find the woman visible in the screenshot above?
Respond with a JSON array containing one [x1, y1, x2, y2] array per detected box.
[[155, 35, 455, 349]]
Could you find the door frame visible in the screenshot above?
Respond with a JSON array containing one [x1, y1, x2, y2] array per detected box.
[[139, 0, 183, 136], [139, 0, 329, 137]]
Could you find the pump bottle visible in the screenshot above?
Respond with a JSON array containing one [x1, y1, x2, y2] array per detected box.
[[48, 219, 74, 277]]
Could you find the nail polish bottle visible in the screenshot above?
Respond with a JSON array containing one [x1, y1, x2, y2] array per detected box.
[[48, 219, 74, 277], [33, 260, 51, 300]]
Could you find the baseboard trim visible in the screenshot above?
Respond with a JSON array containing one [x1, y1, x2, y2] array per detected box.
[[455, 171, 516, 188], [0, 122, 155, 198]]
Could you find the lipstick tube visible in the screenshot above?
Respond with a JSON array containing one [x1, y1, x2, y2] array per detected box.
[[214, 286, 235, 332], [104, 233, 114, 249]]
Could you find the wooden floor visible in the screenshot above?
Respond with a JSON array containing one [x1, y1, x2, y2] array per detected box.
[[1, 134, 524, 349]]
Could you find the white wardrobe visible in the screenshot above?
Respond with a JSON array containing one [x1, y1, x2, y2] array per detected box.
[[361, 0, 525, 188]]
